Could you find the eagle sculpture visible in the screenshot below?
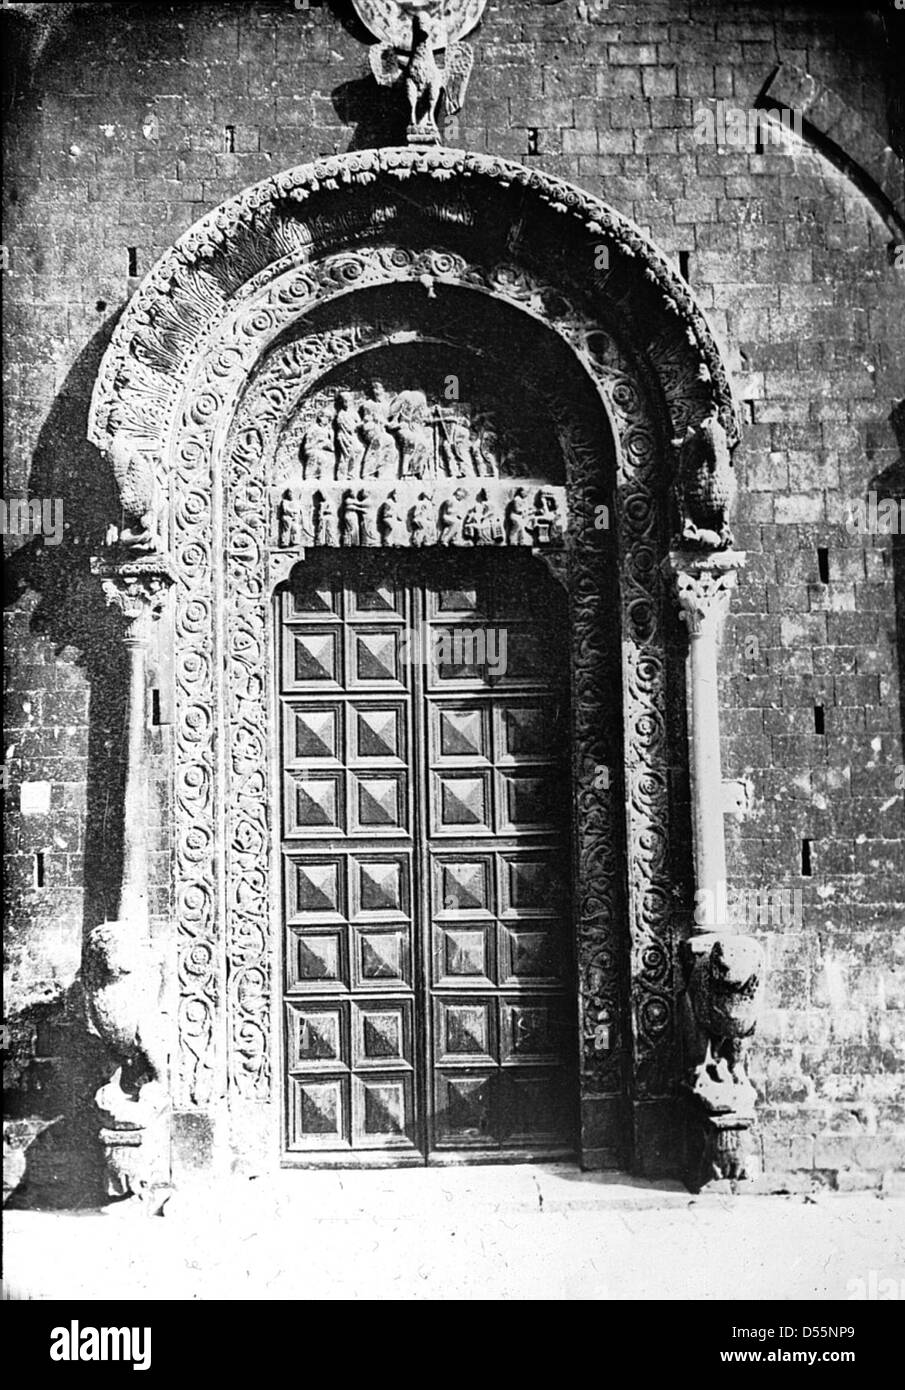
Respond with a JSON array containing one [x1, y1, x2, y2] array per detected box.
[[104, 434, 164, 553], [369, 5, 475, 143], [672, 407, 737, 551]]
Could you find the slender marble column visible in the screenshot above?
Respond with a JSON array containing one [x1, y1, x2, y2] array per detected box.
[[667, 550, 746, 933], [101, 575, 166, 926]]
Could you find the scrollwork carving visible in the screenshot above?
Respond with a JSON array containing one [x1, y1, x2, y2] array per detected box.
[[88, 154, 741, 1162]]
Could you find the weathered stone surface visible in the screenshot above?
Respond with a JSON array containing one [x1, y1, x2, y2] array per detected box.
[[3, 0, 903, 1194]]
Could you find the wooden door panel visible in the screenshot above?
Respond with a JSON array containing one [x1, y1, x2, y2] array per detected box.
[[280, 552, 575, 1161]]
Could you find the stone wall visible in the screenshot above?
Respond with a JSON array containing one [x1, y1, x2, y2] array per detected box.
[[3, 0, 904, 1195]]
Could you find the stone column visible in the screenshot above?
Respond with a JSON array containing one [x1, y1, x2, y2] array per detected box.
[[666, 549, 766, 1190], [86, 556, 174, 1210], [669, 550, 744, 929], [100, 571, 167, 924]]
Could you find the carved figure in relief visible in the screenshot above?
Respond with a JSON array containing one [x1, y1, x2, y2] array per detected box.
[[278, 488, 311, 548], [438, 413, 475, 477], [672, 406, 737, 550], [360, 490, 380, 546], [340, 488, 362, 546], [532, 487, 564, 544], [506, 486, 534, 545], [410, 491, 437, 546], [439, 486, 469, 545], [463, 488, 502, 545], [359, 380, 397, 478], [299, 410, 335, 480], [378, 489, 406, 545], [472, 419, 500, 477], [314, 492, 339, 547], [340, 489, 378, 546], [334, 392, 363, 480], [390, 389, 433, 478]]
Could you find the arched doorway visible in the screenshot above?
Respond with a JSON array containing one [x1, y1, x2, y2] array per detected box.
[[87, 147, 741, 1180]]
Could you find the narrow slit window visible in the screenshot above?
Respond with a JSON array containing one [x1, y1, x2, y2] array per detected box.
[[127, 247, 138, 277], [817, 546, 830, 584], [224, 124, 236, 153], [801, 838, 813, 877], [151, 688, 161, 726], [35, 851, 45, 888], [678, 250, 690, 281], [814, 704, 825, 735]]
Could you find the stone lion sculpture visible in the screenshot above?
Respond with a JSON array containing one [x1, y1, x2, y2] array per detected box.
[[685, 935, 764, 1111], [83, 921, 168, 1099]]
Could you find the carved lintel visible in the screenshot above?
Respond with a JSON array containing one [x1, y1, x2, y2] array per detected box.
[[273, 482, 568, 551], [664, 550, 746, 640]]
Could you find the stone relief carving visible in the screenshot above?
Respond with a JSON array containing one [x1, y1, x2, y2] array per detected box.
[[284, 383, 528, 484], [273, 480, 565, 550], [86, 152, 739, 1137], [368, 7, 477, 144], [671, 557, 741, 638], [88, 149, 739, 465]]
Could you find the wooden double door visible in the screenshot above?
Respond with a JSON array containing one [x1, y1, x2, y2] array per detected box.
[[278, 550, 576, 1163]]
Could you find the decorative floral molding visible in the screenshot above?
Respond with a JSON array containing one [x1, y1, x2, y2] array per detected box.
[[88, 155, 738, 1155], [88, 148, 739, 467]]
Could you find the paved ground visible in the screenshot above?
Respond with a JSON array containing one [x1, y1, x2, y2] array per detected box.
[[4, 1167, 905, 1301]]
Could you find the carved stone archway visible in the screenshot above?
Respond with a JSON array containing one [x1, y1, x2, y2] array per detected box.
[[87, 147, 746, 1184]]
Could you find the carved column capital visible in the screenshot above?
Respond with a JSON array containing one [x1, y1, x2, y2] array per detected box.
[[665, 550, 746, 639], [92, 556, 176, 645]]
